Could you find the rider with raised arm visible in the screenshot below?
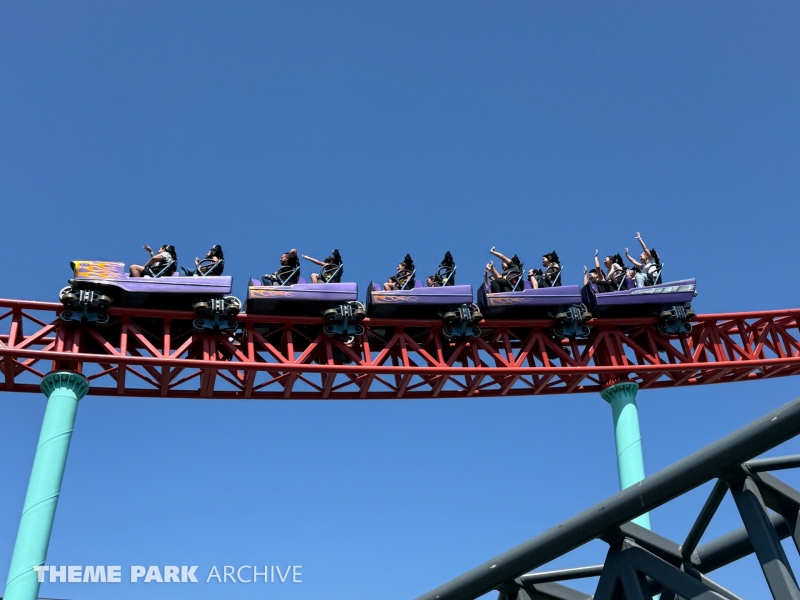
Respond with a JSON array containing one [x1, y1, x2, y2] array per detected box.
[[130, 244, 177, 278], [583, 265, 609, 293], [485, 247, 523, 293], [261, 249, 300, 286], [592, 249, 626, 290], [527, 250, 562, 289], [625, 232, 661, 287], [182, 244, 224, 277], [384, 254, 415, 291], [302, 249, 343, 284]]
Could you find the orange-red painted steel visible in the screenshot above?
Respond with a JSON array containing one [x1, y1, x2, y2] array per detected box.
[[1, 299, 799, 399]]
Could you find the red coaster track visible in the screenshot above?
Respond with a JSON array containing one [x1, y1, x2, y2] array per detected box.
[[1, 299, 799, 399]]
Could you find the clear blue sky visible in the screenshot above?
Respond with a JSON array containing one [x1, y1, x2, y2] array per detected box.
[[1, 2, 799, 599]]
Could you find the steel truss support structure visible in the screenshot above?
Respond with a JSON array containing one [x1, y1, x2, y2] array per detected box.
[[416, 394, 800, 600], [0, 300, 799, 399]]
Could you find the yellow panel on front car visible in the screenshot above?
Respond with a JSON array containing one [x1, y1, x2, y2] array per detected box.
[[71, 261, 126, 279]]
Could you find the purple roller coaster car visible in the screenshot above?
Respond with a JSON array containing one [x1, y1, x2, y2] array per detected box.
[[64, 260, 233, 307], [477, 281, 584, 318], [246, 278, 359, 315], [366, 281, 475, 318], [59, 260, 241, 329], [582, 278, 697, 317]]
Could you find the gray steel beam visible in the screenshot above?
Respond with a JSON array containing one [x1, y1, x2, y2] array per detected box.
[[615, 546, 654, 600], [592, 550, 623, 600], [518, 565, 603, 585], [729, 476, 800, 600], [753, 472, 800, 554], [624, 543, 724, 599], [757, 472, 800, 517], [682, 479, 729, 560], [415, 396, 800, 600], [747, 455, 800, 473], [605, 522, 682, 565], [518, 582, 593, 600], [683, 564, 745, 600], [693, 511, 790, 572]]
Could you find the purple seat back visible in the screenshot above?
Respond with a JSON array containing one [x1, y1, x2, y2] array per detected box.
[[298, 277, 308, 284]]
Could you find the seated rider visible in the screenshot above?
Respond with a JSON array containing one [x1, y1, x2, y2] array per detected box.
[[435, 251, 456, 286], [130, 244, 177, 278], [583, 266, 611, 294], [527, 250, 562, 289], [624, 268, 637, 290], [182, 244, 224, 276], [625, 232, 661, 287], [302, 249, 343, 284], [384, 254, 415, 291], [593, 250, 626, 290], [485, 247, 523, 293], [427, 251, 456, 287], [261, 249, 300, 286]]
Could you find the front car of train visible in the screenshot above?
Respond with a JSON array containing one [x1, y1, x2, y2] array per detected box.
[[581, 277, 698, 334], [60, 260, 240, 332]]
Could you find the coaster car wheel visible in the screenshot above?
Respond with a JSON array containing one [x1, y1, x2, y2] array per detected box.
[[324, 308, 339, 321], [470, 326, 481, 338], [93, 294, 113, 310], [59, 286, 78, 307], [351, 303, 366, 320], [193, 302, 212, 316], [223, 296, 241, 316], [193, 318, 206, 330], [96, 312, 110, 325], [470, 305, 483, 323], [323, 324, 337, 336], [60, 310, 74, 322], [354, 324, 365, 337]]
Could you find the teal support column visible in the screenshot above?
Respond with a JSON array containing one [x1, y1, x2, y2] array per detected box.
[[600, 381, 651, 529], [3, 372, 89, 600]]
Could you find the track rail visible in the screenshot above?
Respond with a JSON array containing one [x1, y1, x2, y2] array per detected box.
[[1, 299, 799, 399]]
